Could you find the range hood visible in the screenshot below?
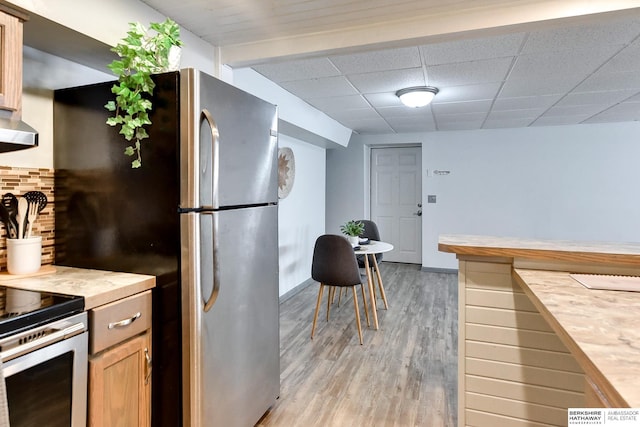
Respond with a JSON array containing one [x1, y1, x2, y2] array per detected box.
[[0, 117, 38, 152]]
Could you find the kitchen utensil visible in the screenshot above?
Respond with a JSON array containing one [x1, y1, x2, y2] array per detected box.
[[0, 204, 16, 239], [16, 197, 28, 239], [1, 193, 18, 239], [26, 202, 38, 238], [23, 191, 48, 213]]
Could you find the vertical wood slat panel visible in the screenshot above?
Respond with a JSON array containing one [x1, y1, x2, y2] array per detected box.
[[460, 261, 585, 426]]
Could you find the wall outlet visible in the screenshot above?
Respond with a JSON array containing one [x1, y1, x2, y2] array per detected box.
[[428, 195, 437, 203]]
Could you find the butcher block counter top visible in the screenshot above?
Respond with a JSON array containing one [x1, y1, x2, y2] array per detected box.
[[0, 265, 155, 309]]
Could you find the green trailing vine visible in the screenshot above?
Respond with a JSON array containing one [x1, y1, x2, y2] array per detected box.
[[104, 18, 183, 168]]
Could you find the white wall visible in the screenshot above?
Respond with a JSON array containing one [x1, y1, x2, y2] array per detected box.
[[325, 138, 368, 235], [423, 122, 640, 269], [277, 135, 326, 296], [328, 122, 640, 270]]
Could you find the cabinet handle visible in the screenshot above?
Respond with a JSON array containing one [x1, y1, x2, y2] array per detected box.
[[144, 347, 152, 385], [108, 312, 141, 329]]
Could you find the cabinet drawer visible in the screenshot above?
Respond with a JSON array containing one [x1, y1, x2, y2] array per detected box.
[[90, 291, 152, 354]]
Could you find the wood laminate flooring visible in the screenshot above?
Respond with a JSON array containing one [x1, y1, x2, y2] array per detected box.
[[258, 263, 458, 427]]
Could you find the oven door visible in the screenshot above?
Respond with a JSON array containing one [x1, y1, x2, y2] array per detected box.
[[1, 312, 88, 427]]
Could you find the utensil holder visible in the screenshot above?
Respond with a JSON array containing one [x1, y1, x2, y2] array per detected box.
[[6, 236, 42, 275]]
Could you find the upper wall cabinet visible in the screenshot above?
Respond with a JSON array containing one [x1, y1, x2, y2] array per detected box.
[[0, 5, 26, 118]]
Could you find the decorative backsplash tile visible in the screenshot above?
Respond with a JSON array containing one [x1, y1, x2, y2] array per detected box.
[[0, 166, 54, 269]]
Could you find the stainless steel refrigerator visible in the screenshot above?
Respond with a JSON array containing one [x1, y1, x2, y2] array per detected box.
[[54, 68, 280, 427]]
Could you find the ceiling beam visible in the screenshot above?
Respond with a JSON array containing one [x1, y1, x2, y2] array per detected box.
[[220, 0, 640, 67]]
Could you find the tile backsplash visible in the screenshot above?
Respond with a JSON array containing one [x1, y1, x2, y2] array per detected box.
[[0, 166, 54, 269]]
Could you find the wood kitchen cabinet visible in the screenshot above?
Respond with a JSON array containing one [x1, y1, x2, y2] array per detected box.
[[0, 5, 26, 116], [88, 290, 152, 427]]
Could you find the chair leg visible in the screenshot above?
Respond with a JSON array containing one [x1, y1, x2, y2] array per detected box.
[[311, 284, 325, 339], [326, 286, 333, 321], [372, 257, 389, 310], [360, 283, 370, 327], [351, 286, 363, 345], [329, 286, 336, 305]]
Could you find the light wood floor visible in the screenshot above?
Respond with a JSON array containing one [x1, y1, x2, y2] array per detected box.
[[258, 262, 458, 427]]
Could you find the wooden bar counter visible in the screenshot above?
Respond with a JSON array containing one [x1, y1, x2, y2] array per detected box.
[[439, 234, 640, 427]]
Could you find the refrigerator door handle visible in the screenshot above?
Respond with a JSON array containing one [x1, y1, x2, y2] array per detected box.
[[201, 108, 220, 210], [203, 211, 220, 312]]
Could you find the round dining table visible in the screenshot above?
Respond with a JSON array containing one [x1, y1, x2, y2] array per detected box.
[[354, 240, 393, 330]]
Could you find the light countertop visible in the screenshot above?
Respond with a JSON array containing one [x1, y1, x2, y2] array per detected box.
[[439, 234, 640, 266], [439, 234, 640, 408], [514, 268, 640, 408], [0, 265, 155, 309]]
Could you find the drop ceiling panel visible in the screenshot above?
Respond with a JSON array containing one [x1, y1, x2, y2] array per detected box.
[[585, 102, 640, 122], [493, 95, 562, 110], [522, 19, 640, 53], [431, 100, 493, 115], [420, 33, 526, 64], [533, 115, 595, 126], [543, 104, 609, 117], [377, 105, 434, 119], [136, 0, 640, 134], [426, 57, 513, 87], [485, 109, 545, 121], [575, 70, 640, 92], [329, 47, 422, 74], [556, 90, 638, 106], [348, 68, 426, 94], [341, 118, 395, 134], [387, 117, 437, 132], [252, 58, 341, 82], [434, 83, 502, 103], [306, 95, 371, 111], [600, 42, 640, 73], [279, 76, 359, 98], [328, 108, 383, 121]]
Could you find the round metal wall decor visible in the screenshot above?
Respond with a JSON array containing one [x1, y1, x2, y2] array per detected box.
[[278, 147, 295, 199]]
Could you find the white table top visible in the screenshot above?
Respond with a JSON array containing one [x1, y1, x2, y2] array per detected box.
[[354, 240, 394, 255]]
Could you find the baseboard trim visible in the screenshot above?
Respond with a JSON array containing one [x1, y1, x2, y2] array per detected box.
[[421, 266, 458, 274], [279, 278, 316, 303]]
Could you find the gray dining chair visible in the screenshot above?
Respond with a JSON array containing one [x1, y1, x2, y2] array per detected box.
[[310, 234, 369, 345], [356, 219, 388, 309]]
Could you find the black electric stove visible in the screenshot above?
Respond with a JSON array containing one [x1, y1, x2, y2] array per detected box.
[[0, 286, 84, 339]]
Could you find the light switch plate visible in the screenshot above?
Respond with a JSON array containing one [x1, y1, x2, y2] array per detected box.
[[428, 195, 436, 203]]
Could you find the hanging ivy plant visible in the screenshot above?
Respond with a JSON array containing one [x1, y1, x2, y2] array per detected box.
[[104, 18, 183, 168]]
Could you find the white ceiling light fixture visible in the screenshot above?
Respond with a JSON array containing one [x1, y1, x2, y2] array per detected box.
[[396, 86, 439, 108]]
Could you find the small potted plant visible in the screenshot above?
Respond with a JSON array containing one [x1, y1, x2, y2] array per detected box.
[[340, 220, 364, 246], [104, 18, 183, 168]]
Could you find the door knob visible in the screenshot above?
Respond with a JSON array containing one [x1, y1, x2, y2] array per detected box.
[[414, 210, 422, 216]]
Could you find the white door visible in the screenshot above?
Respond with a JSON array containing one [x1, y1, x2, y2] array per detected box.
[[370, 146, 422, 264]]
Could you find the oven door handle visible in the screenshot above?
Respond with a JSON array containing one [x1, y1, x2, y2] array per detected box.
[[0, 322, 86, 363]]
